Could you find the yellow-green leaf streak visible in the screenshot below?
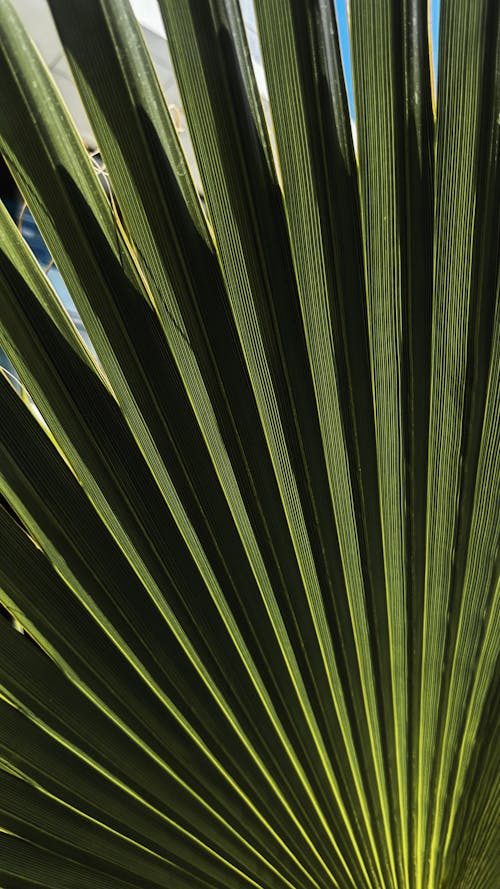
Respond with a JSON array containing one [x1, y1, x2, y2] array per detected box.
[[350, 2, 410, 886], [418, 3, 491, 888]]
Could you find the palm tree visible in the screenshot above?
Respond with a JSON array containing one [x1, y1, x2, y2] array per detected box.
[[0, 1, 498, 887]]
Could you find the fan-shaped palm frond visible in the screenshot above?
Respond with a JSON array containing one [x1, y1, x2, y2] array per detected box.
[[0, 1, 498, 888]]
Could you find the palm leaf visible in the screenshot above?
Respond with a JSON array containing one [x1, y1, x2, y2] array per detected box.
[[0, 1, 498, 888]]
